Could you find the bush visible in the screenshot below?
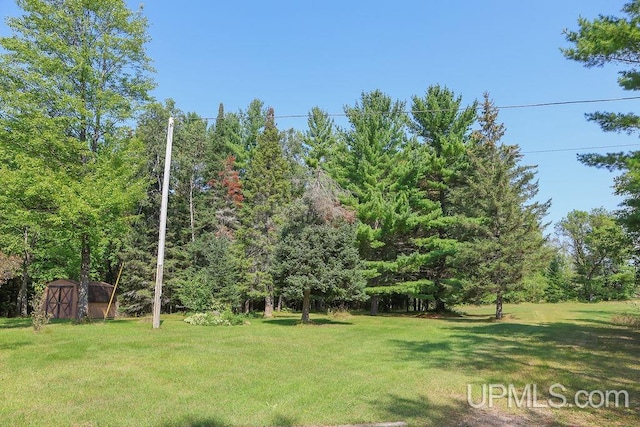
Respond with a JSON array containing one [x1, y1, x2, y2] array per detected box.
[[611, 301, 640, 328], [184, 310, 248, 326], [612, 313, 640, 328], [30, 290, 50, 332], [327, 307, 352, 320]]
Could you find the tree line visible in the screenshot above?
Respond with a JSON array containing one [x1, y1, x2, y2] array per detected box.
[[0, 0, 638, 321]]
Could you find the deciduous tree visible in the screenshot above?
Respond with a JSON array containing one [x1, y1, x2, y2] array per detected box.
[[557, 208, 635, 301], [0, 0, 154, 319]]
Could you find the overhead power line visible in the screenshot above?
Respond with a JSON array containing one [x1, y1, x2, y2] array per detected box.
[[186, 95, 640, 122], [491, 96, 640, 110], [523, 143, 640, 154], [177, 95, 640, 155]]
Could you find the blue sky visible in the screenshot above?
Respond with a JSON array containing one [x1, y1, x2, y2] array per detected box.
[[2, 0, 639, 230]]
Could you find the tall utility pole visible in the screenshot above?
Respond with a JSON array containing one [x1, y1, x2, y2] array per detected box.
[[153, 117, 174, 329]]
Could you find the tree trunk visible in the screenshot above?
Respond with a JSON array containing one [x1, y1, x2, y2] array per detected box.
[[18, 228, 30, 316], [276, 294, 283, 312], [77, 233, 90, 320], [301, 288, 311, 323], [435, 298, 446, 312], [189, 174, 195, 244], [495, 293, 503, 320], [370, 295, 379, 316], [244, 298, 250, 314], [264, 287, 274, 318], [19, 261, 29, 316]]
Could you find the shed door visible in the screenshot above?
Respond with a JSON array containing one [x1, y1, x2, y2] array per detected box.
[[46, 286, 74, 319]]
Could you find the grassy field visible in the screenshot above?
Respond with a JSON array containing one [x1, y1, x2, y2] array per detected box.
[[0, 302, 638, 427]]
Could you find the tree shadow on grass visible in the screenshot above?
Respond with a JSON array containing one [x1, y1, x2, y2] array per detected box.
[[0, 317, 152, 330], [160, 413, 298, 427], [570, 308, 637, 316], [161, 415, 229, 427], [0, 340, 32, 351], [388, 321, 640, 426], [262, 318, 353, 326], [572, 317, 627, 327], [0, 318, 33, 329], [374, 310, 467, 320], [103, 317, 151, 324], [429, 316, 496, 323], [377, 393, 564, 427], [269, 413, 298, 426]]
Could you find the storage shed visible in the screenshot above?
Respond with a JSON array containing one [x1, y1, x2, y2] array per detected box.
[[44, 279, 117, 319]]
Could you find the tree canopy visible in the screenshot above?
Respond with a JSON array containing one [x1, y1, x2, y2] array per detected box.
[[0, 0, 154, 318], [563, 0, 640, 239], [2, 0, 638, 321]]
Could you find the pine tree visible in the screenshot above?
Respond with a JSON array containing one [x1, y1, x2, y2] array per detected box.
[[304, 106, 338, 168], [239, 107, 292, 317], [563, 2, 640, 241], [409, 85, 477, 311], [328, 90, 422, 314], [118, 100, 180, 315], [544, 253, 575, 302], [453, 94, 550, 319], [207, 156, 243, 238]]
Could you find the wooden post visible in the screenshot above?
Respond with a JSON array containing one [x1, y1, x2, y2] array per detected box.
[[153, 117, 174, 329], [104, 263, 124, 320]]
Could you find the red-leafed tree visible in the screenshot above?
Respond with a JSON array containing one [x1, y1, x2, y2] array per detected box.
[[0, 252, 21, 287], [208, 155, 243, 238]]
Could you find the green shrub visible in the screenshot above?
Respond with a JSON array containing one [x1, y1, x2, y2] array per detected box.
[[184, 310, 248, 326]]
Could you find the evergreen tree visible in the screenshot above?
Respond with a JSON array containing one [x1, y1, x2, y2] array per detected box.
[[453, 94, 550, 319], [304, 106, 338, 168], [163, 112, 210, 311], [239, 107, 292, 317], [563, 1, 640, 241], [234, 99, 267, 172], [118, 100, 180, 315], [186, 154, 246, 312], [409, 85, 477, 311], [177, 234, 241, 312], [272, 172, 365, 323], [329, 90, 419, 314], [207, 155, 243, 238], [544, 252, 575, 302]]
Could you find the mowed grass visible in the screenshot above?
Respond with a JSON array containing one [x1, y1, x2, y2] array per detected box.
[[0, 302, 639, 427]]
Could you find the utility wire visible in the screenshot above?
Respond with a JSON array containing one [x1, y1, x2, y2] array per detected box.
[[183, 95, 640, 122], [177, 95, 640, 155], [523, 143, 640, 154]]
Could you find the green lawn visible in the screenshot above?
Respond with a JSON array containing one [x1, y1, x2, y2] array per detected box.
[[1, 301, 638, 426]]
